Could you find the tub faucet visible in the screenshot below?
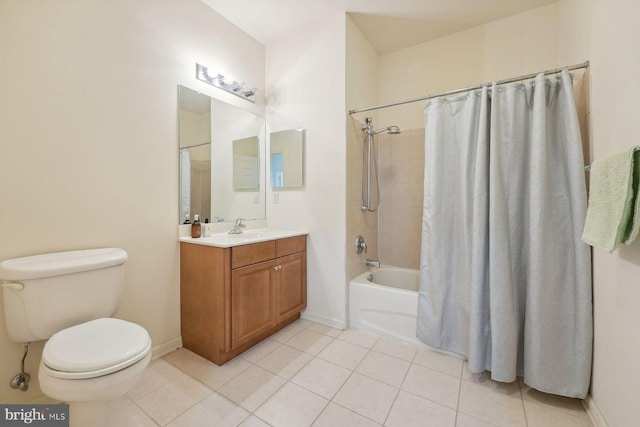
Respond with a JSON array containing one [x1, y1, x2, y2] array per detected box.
[[229, 218, 246, 234], [365, 259, 380, 268]]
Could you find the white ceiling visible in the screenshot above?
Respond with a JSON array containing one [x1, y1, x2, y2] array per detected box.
[[201, 0, 558, 54]]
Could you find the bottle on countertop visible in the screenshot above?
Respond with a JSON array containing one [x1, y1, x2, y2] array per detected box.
[[191, 214, 201, 238], [203, 218, 211, 237]]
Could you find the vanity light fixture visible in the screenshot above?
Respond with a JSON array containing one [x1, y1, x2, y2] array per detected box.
[[195, 63, 256, 103]]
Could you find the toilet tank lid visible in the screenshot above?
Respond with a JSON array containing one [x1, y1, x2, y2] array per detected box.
[[0, 248, 128, 281]]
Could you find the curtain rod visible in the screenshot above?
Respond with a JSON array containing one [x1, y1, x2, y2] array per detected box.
[[348, 60, 590, 115]]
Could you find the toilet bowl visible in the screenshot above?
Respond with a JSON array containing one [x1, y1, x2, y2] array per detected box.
[[0, 248, 151, 427], [39, 318, 151, 400], [38, 318, 151, 427]]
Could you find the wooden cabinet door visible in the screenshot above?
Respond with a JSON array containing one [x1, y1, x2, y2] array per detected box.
[[231, 260, 277, 349], [275, 252, 307, 324]]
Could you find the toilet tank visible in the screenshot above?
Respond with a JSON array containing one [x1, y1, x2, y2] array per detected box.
[[0, 248, 128, 343]]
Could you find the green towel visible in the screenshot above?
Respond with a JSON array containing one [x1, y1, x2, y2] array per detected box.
[[582, 146, 640, 252]]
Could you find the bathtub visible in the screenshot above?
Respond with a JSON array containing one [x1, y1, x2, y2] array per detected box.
[[349, 266, 422, 346]]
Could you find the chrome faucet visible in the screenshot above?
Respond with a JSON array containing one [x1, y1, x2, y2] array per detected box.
[[229, 218, 246, 234], [365, 259, 380, 268]]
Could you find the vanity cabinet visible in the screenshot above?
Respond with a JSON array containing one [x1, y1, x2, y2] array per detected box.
[[231, 259, 277, 349], [180, 235, 307, 365]]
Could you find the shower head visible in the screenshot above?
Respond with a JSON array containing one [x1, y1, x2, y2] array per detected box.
[[387, 126, 401, 134], [361, 118, 401, 136], [369, 125, 401, 136]]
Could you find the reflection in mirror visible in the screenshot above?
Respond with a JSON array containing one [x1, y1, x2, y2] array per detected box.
[[270, 129, 305, 189], [210, 98, 265, 221], [179, 87, 211, 224], [178, 85, 266, 224], [233, 137, 259, 190], [180, 143, 211, 223]]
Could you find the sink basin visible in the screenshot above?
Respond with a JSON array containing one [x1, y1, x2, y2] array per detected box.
[[228, 229, 280, 239]]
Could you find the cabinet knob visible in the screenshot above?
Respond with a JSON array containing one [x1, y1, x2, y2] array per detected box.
[[273, 265, 282, 271]]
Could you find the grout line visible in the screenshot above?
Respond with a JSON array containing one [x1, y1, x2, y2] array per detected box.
[[329, 400, 385, 426], [131, 400, 161, 426], [239, 319, 324, 422], [254, 319, 338, 425], [382, 348, 415, 426], [454, 368, 463, 426], [319, 342, 370, 422], [518, 376, 529, 427], [152, 320, 591, 427], [247, 372, 290, 421]]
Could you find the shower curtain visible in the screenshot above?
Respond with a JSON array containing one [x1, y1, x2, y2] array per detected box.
[[417, 70, 592, 398]]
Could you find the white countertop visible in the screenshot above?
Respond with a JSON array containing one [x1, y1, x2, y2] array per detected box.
[[179, 228, 308, 248]]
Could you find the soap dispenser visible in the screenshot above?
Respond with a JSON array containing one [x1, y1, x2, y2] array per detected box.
[[203, 218, 211, 237], [191, 214, 201, 238]]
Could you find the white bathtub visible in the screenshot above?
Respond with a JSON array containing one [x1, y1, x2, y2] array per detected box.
[[349, 266, 422, 346]]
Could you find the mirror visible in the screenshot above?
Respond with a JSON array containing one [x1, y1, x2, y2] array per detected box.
[[233, 136, 259, 190], [178, 85, 266, 224], [270, 129, 305, 189], [179, 143, 211, 223]]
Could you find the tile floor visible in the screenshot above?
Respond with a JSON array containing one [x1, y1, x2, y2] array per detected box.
[[127, 319, 594, 427]]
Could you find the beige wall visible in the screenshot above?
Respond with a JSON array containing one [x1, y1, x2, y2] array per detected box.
[[378, 4, 559, 130], [0, 0, 264, 403], [266, 13, 348, 328], [558, 1, 640, 426]]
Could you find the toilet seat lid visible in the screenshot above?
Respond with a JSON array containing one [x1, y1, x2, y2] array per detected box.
[[43, 318, 151, 379]]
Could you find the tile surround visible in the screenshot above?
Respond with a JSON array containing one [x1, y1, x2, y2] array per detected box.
[[127, 318, 593, 426], [346, 117, 379, 282], [378, 128, 425, 270], [346, 125, 426, 281]]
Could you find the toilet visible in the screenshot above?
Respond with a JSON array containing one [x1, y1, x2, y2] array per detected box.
[[0, 248, 151, 427]]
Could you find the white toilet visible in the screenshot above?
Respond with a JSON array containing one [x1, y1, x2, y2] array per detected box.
[[0, 248, 151, 427]]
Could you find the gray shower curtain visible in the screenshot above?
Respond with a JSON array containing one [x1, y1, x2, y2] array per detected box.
[[417, 70, 592, 398]]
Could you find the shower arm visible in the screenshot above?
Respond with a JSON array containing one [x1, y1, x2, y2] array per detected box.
[[369, 127, 392, 136]]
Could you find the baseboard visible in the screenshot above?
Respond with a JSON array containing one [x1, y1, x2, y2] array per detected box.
[[583, 394, 608, 427], [300, 311, 345, 330], [22, 338, 183, 405], [152, 337, 182, 359], [29, 395, 61, 404]]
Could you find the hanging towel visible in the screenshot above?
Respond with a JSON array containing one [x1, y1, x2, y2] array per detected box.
[[582, 146, 640, 252]]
